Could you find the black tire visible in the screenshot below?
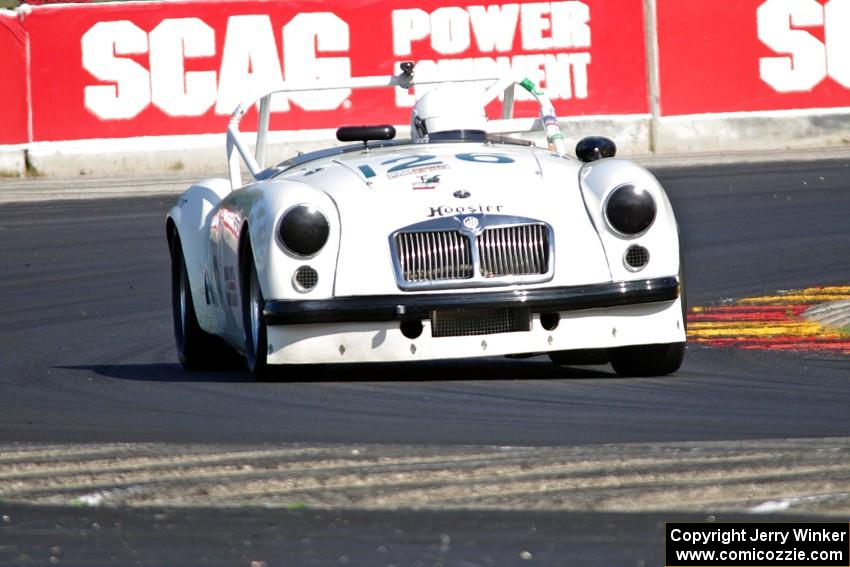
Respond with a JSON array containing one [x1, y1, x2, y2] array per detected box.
[[548, 348, 609, 366], [609, 260, 687, 377], [170, 234, 222, 369], [609, 341, 685, 376], [241, 243, 270, 378]]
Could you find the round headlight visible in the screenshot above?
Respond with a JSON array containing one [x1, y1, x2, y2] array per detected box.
[[279, 205, 330, 257], [605, 184, 656, 235]]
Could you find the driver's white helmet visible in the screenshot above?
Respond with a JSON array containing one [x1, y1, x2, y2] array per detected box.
[[410, 87, 487, 140]]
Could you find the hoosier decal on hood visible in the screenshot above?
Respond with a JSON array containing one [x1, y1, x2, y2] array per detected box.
[[427, 204, 505, 217]]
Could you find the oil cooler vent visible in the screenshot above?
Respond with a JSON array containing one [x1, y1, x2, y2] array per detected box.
[[624, 245, 650, 271], [431, 307, 530, 338], [293, 266, 319, 292]]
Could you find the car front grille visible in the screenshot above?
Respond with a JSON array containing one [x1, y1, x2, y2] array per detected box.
[[394, 230, 473, 283], [477, 224, 549, 277], [392, 217, 553, 288]]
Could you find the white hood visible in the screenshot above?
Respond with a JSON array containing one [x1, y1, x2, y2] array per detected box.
[[279, 143, 612, 296]]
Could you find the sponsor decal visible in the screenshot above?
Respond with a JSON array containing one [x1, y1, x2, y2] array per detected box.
[[72, 2, 596, 122], [688, 285, 850, 353], [80, 13, 350, 121], [22, 0, 648, 142], [757, 0, 850, 93], [388, 162, 449, 179], [427, 204, 504, 217], [412, 174, 441, 190], [383, 155, 448, 179], [656, 0, 850, 115], [392, 2, 593, 107]]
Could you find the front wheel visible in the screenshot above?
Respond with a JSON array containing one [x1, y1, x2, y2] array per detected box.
[[548, 348, 609, 366], [170, 234, 221, 369], [609, 341, 685, 377], [610, 263, 687, 377], [241, 245, 270, 378]]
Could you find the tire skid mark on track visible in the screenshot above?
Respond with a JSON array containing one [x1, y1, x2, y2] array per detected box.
[[1, 440, 849, 515], [688, 285, 850, 353], [0, 450, 537, 485]]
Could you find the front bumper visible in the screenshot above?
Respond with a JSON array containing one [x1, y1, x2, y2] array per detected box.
[[264, 276, 679, 325], [263, 277, 686, 365]]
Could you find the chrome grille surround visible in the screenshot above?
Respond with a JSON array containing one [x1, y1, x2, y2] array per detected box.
[[391, 215, 554, 290]]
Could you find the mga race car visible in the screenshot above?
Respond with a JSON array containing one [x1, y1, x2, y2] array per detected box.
[[166, 63, 686, 378]]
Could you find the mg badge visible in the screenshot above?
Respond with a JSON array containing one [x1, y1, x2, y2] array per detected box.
[[453, 189, 471, 199], [462, 216, 479, 231]]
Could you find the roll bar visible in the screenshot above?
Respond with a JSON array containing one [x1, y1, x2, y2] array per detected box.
[[225, 62, 565, 190]]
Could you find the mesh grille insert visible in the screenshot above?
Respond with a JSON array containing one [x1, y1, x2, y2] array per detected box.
[[624, 245, 650, 270], [294, 266, 319, 290], [431, 308, 531, 338]]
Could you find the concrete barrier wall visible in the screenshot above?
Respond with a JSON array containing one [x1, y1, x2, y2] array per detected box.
[[2, 0, 850, 176]]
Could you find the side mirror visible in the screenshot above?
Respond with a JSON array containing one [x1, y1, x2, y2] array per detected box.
[[576, 136, 616, 163]]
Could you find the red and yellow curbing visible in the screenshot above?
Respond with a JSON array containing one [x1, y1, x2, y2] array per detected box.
[[688, 286, 850, 352]]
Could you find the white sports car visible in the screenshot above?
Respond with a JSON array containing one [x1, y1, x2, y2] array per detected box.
[[167, 63, 686, 377]]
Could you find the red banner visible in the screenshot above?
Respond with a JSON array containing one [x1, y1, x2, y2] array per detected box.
[[21, 0, 648, 142], [657, 0, 850, 116], [0, 11, 29, 144]]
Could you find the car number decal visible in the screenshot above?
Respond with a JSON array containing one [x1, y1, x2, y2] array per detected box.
[[353, 153, 516, 181], [383, 154, 441, 173], [455, 153, 515, 164], [357, 165, 376, 178]]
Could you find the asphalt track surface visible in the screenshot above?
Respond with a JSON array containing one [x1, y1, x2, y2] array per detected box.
[[2, 159, 850, 565]]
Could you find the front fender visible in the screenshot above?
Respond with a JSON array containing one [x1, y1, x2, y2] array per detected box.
[[166, 177, 231, 332], [222, 180, 342, 306], [579, 158, 680, 280]]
